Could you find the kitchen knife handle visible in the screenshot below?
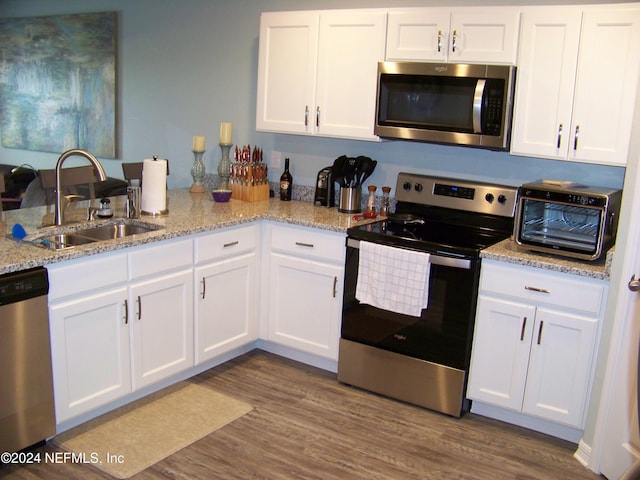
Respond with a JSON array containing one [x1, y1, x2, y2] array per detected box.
[[557, 124, 563, 148], [304, 106, 309, 127]]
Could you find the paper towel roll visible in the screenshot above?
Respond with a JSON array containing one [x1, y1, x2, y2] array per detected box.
[[141, 158, 168, 214]]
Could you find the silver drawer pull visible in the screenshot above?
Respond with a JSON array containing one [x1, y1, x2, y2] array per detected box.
[[223, 241, 239, 248], [524, 286, 550, 294], [295, 242, 314, 248]]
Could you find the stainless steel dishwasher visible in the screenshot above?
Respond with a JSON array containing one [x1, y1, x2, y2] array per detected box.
[[0, 267, 55, 453]]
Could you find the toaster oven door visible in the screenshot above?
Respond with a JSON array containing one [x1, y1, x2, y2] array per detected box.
[[515, 198, 607, 260]]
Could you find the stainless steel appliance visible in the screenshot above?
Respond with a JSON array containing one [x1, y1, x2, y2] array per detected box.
[[374, 62, 516, 150], [338, 173, 518, 417], [0, 267, 55, 453], [314, 166, 335, 207], [514, 180, 622, 261]]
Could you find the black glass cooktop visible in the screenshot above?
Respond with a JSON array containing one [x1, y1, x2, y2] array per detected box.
[[348, 217, 511, 258]]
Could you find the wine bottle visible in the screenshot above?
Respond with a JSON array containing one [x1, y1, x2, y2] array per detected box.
[[279, 158, 292, 201]]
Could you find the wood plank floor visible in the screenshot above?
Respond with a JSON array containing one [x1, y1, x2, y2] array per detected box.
[[1, 350, 603, 479]]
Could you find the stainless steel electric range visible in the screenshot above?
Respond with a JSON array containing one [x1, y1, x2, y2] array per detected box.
[[338, 172, 518, 417]]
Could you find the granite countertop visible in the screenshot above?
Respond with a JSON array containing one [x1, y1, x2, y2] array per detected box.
[[482, 237, 613, 281], [0, 189, 368, 275], [1, 189, 612, 280]]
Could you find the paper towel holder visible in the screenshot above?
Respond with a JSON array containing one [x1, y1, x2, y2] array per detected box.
[[141, 156, 169, 216]]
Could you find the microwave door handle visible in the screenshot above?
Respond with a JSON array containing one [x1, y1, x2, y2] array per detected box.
[[473, 79, 487, 133]]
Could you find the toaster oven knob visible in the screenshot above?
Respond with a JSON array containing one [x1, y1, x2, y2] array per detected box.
[[414, 183, 423, 192], [498, 194, 507, 204], [485, 193, 494, 203], [403, 181, 412, 191]]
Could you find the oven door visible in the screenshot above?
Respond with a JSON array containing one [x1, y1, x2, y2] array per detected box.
[[514, 197, 608, 260], [341, 239, 480, 371]]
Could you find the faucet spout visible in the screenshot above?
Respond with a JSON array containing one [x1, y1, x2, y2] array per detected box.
[[54, 149, 108, 226]]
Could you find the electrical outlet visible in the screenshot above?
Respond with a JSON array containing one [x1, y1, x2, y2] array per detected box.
[[271, 151, 282, 169]]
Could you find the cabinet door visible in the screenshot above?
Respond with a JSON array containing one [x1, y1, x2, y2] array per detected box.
[[449, 9, 520, 64], [195, 254, 258, 364], [523, 308, 598, 428], [130, 269, 193, 390], [569, 7, 640, 165], [315, 10, 386, 140], [468, 295, 535, 411], [49, 287, 130, 423], [510, 8, 582, 160], [268, 253, 343, 360], [256, 12, 318, 134], [386, 9, 450, 61]]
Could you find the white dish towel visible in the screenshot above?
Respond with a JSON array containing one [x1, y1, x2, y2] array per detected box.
[[355, 241, 431, 317]]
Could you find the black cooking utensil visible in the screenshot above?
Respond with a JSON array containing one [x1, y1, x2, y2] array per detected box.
[[332, 155, 348, 187]]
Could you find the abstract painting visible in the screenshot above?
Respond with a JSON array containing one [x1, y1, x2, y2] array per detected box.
[[0, 12, 117, 158]]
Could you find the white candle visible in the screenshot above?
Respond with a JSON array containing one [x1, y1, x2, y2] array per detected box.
[[192, 135, 206, 151], [219, 122, 233, 144]]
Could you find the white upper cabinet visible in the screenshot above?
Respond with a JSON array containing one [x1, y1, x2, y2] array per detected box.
[[256, 10, 387, 141], [386, 7, 521, 64], [511, 5, 640, 165]]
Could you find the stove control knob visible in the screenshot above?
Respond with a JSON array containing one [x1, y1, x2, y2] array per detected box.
[[498, 194, 508, 204], [485, 193, 495, 203], [414, 183, 423, 192], [403, 181, 412, 191]]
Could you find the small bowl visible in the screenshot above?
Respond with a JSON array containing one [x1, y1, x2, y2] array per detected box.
[[212, 189, 232, 202]]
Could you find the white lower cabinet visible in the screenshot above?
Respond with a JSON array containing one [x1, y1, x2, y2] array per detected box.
[[265, 223, 345, 361], [468, 260, 605, 429], [48, 239, 194, 423], [194, 225, 259, 364]]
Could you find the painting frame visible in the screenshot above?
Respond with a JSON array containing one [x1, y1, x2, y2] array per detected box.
[[0, 11, 117, 158]]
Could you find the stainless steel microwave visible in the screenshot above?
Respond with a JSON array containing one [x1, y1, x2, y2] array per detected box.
[[374, 62, 516, 150], [514, 180, 622, 261]]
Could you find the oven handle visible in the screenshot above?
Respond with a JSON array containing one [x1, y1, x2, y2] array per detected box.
[[347, 238, 471, 270]]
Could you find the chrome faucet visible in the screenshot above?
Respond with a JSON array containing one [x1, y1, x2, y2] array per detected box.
[[54, 149, 107, 226]]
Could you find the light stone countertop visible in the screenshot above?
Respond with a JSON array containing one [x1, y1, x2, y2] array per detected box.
[[0, 189, 368, 275], [481, 237, 613, 281], [1, 189, 611, 281]]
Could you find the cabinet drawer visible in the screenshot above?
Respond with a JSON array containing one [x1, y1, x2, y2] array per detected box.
[[129, 238, 193, 279], [270, 224, 346, 263], [480, 260, 606, 315], [195, 225, 258, 264], [48, 251, 128, 300]]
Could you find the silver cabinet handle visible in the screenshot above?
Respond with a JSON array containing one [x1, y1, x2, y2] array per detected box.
[[223, 241, 239, 248], [437, 30, 442, 52], [137, 295, 142, 320], [629, 275, 640, 292], [295, 241, 314, 248], [524, 285, 551, 294], [452, 29, 457, 52], [124, 299, 129, 325], [537, 321, 544, 345], [316, 106, 320, 127], [573, 125, 580, 151], [201, 277, 206, 300], [557, 124, 563, 148], [304, 105, 309, 127], [520, 317, 527, 341], [333, 276, 337, 298]]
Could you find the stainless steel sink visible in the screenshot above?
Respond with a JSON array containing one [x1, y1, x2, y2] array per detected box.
[[31, 221, 164, 250], [74, 222, 161, 241]]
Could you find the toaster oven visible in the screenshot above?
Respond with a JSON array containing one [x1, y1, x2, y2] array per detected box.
[[514, 180, 622, 261]]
